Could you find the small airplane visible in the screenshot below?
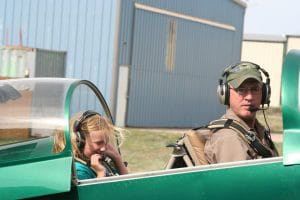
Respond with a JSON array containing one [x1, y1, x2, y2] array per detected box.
[[0, 50, 300, 200]]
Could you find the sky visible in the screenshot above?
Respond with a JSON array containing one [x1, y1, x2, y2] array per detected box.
[[243, 0, 300, 36]]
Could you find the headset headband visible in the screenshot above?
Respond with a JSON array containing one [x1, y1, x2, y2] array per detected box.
[[73, 110, 99, 133], [222, 62, 269, 80]]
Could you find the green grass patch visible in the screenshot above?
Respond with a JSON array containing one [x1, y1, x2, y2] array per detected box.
[[256, 107, 283, 133], [121, 128, 182, 173], [121, 129, 283, 173]]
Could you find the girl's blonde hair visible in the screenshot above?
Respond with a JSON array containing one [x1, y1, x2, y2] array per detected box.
[[70, 112, 125, 160], [52, 129, 65, 153]]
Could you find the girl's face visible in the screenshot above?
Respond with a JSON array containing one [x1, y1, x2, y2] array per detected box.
[[83, 130, 108, 158]]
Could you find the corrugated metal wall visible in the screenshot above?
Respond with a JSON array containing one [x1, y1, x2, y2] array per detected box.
[[0, 0, 117, 105], [1, 0, 246, 127], [119, 0, 245, 127], [119, 0, 245, 65], [34, 48, 66, 77]]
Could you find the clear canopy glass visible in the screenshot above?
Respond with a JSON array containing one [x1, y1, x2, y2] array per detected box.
[[0, 78, 112, 163]]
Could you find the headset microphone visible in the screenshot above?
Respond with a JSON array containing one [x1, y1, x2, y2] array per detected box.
[[248, 106, 268, 112]]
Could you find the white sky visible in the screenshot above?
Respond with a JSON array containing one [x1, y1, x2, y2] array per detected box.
[[244, 0, 300, 35]]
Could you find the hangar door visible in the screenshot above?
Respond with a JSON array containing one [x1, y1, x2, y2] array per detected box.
[[126, 6, 237, 127]]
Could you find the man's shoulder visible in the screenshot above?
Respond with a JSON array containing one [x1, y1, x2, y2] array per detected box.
[[210, 127, 241, 140], [206, 116, 250, 142]]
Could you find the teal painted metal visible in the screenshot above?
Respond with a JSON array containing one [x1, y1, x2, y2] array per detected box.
[[0, 157, 72, 199], [281, 49, 300, 165], [76, 159, 300, 200]]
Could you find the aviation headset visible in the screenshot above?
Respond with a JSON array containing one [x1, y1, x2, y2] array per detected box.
[[217, 62, 271, 106], [73, 110, 99, 150]]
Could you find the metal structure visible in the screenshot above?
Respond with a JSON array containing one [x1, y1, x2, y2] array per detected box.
[[0, 0, 246, 127], [0, 0, 117, 102], [119, 0, 246, 127], [0, 46, 66, 78]]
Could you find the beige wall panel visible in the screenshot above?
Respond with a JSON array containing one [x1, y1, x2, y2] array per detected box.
[[287, 37, 300, 52], [241, 41, 284, 107]]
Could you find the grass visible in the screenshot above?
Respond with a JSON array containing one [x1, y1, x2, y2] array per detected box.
[[121, 128, 182, 173], [120, 107, 283, 173], [256, 107, 283, 133]]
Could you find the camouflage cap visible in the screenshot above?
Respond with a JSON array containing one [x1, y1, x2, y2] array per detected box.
[[225, 62, 262, 88]]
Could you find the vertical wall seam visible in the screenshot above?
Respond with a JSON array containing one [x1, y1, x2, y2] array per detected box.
[[2, 0, 8, 44], [80, 0, 88, 79]]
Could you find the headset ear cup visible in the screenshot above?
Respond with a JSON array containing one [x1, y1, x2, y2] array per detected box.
[[261, 83, 271, 105], [73, 120, 80, 133], [224, 83, 229, 105], [75, 131, 85, 150], [217, 84, 224, 104], [217, 83, 229, 105], [73, 120, 85, 150], [72, 111, 98, 150]]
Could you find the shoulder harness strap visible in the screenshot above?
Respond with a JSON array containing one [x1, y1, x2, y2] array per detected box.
[[204, 118, 273, 158]]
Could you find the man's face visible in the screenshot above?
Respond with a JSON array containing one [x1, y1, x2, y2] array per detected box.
[[229, 78, 262, 120]]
